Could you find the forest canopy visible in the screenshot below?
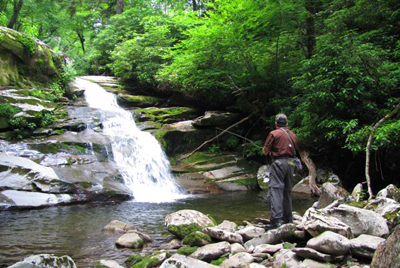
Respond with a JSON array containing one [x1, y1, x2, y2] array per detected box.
[[1, 0, 399, 188]]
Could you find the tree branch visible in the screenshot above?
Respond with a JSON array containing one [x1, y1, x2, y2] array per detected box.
[[365, 100, 400, 199], [179, 115, 252, 161]]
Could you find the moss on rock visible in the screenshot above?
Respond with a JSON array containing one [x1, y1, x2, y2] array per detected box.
[[167, 223, 204, 239], [176, 245, 198, 256], [182, 231, 212, 246]]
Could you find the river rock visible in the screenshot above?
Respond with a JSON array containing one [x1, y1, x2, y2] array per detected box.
[[231, 243, 246, 254], [0, 190, 75, 209], [351, 183, 363, 202], [160, 254, 218, 268], [273, 249, 302, 268], [0, 153, 66, 193], [115, 232, 144, 248], [350, 234, 386, 259], [192, 111, 241, 128], [217, 220, 238, 232], [376, 184, 400, 202], [220, 252, 254, 268], [117, 94, 165, 108], [254, 243, 283, 254], [95, 260, 123, 268], [293, 247, 333, 262], [165, 209, 215, 238], [160, 239, 182, 250], [203, 227, 243, 244], [323, 204, 389, 237], [182, 231, 211, 246], [370, 225, 400, 268], [249, 264, 267, 268], [190, 241, 231, 262], [317, 182, 350, 208], [292, 177, 312, 196], [364, 197, 400, 228], [306, 231, 351, 256], [299, 259, 336, 268], [8, 254, 77, 268], [257, 165, 270, 191], [103, 220, 138, 233], [0, 26, 63, 87], [302, 208, 353, 238], [244, 223, 296, 248], [316, 169, 341, 185], [236, 226, 265, 241]]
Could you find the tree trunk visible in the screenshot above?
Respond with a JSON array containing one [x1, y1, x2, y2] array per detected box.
[[76, 31, 85, 52], [365, 101, 400, 199], [304, 0, 316, 59], [7, 0, 23, 29], [192, 0, 197, 11], [116, 0, 124, 14], [300, 150, 321, 196]]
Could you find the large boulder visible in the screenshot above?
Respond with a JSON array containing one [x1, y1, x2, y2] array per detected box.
[[306, 231, 351, 256], [0, 26, 63, 87], [236, 226, 265, 241], [165, 210, 215, 238], [376, 184, 400, 202], [94, 260, 123, 268], [350, 234, 386, 259], [317, 182, 350, 208], [203, 227, 243, 244], [272, 249, 302, 268], [159, 254, 218, 268], [0, 153, 64, 193], [115, 232, 144, 249], [8, 254, 76, 268], [0, 190, 76, 209], [293, 247, 333, 262], [323, 204, 389, 237], [257, 165, 270, 191], [371, 225, 400, 268], [364, 197, 400, 228], [190, 241, 231, 262], [301, 208, 353, 238], [192, 111, 241, 128], [244, 224, 296, 248], [220, 252, 254, 268]]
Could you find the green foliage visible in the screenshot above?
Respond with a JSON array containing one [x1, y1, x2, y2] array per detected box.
[[10, 116, 29, 129], [0, 104, 19, 119], [208, 144, 220, 154], [19, 35, 36, 56], [292, 31, 400, 152], [176, 245, 197, 256]]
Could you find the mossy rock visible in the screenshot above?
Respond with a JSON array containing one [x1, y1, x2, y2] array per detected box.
[[182, 231, 212, 246], [176, 245, 198, 256], [0, 26, 63, 87], [117, 94, 165, 108], [167, 223, 204, 239], [136, 107, 200, 124]]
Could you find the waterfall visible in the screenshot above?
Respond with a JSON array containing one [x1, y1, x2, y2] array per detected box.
[[74, 77, 186, 203]]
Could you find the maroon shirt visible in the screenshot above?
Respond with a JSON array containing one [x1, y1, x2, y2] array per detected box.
[[262, 127, 298, 158]]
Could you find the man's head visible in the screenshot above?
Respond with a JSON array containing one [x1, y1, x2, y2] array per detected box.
[[275, 113, 287, 127]]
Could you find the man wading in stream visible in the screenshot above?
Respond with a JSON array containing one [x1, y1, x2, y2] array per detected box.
[[262, 113, 298, 230]]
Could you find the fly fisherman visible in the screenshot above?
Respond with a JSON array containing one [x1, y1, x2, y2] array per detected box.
[[262, 113, 298, 230]]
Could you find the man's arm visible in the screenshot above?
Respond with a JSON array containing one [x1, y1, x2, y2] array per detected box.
[[262, 133, 274, 155]]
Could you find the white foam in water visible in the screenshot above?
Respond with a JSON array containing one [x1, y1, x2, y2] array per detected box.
[[74, 77, 186, 203]]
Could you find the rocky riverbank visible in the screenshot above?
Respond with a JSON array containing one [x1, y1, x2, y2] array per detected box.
[[7, 184, 400, 268]]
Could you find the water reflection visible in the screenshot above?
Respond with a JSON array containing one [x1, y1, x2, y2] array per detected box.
[[0, 191, 314, 267]]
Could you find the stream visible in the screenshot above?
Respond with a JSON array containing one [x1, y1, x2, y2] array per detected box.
[[0, 191, 313, 267]]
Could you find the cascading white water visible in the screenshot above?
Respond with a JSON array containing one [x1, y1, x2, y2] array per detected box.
[[74, 77, 186, 203]]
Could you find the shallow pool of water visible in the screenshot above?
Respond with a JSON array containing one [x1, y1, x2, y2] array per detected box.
[[0, 191, 314, 267]]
